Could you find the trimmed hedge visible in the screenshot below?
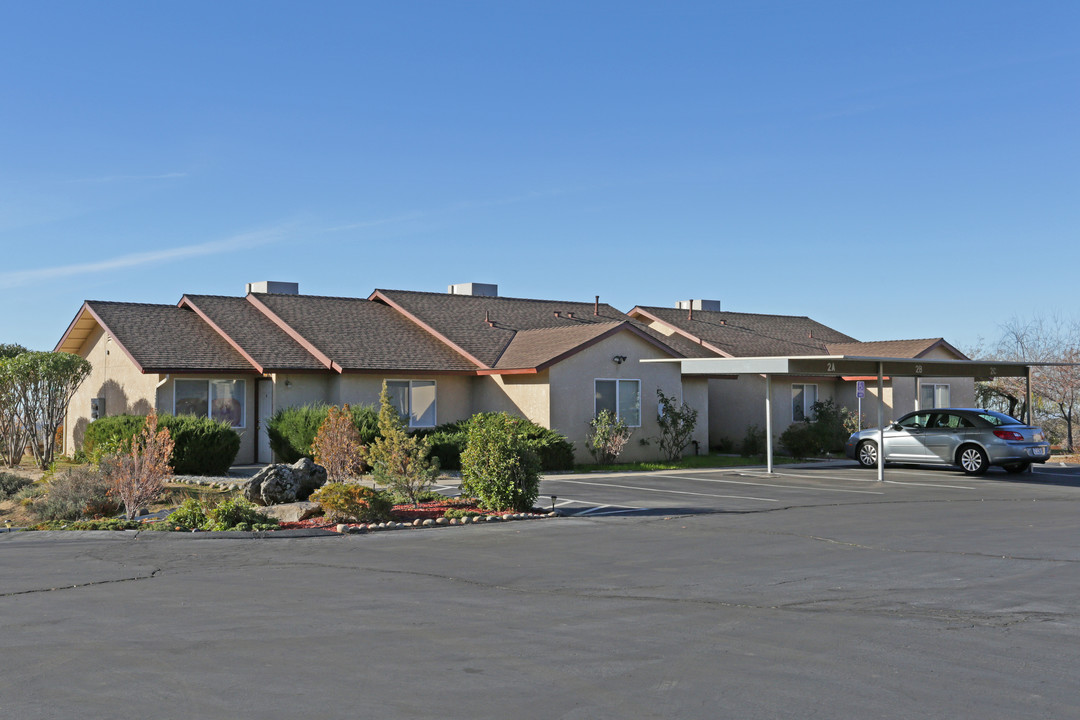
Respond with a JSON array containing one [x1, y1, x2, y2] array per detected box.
[[413, 413, 575, 471], [267, 404, 379, 463], [82, 414, 241, 476]]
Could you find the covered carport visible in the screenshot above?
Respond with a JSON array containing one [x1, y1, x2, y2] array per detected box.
[[644, 355, 1046, 481]]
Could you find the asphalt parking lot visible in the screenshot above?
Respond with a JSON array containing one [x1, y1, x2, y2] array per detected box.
[[2, 460, 1079, 719]]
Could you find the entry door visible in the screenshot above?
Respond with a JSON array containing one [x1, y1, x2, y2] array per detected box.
[[256, 379, 274, 464]]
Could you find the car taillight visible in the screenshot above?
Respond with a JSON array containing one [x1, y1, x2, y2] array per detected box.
[[994, 429, 1025, 441]]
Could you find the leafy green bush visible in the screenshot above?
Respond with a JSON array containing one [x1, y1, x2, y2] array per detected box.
[[460, 412, 541, 512], [205, 496, 278, 531], [806, 399, 856, 454], [310, 482, 393, 522], [415, 414, 575, 471], [443, 508, 484, 520], [267, 404, 379, 463], [167, 498, 210, 530], [28, 466, 120, 522], [779, 423, 818, 460], [0, 472, 33, 500], [82, 414, 240, 475], [654, 389, 699, 461], [739, 424, 767, 458]]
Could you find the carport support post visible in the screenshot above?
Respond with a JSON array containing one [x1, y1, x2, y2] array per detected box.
[[877, 363, 884, 482], [765, 374, 773, 473]]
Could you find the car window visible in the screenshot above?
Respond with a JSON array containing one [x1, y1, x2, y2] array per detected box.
[[933, 414, 967, 431], [898, 413, 933, 429], [977, 411, 1022, 426]]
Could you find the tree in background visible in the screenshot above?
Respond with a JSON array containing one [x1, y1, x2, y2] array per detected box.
[[974, 316, 1080, 452], [366, 381, 439, 506], [0, 346, 30, 467], [8, 351, 92, 468]]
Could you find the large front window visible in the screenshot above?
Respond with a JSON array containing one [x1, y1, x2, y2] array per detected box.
[[792, 383, 818, 422], [595, 379, 641, 427], [174, 379, 246, 428], [386, 380, 437, 428], [920, 383, 950, 409]]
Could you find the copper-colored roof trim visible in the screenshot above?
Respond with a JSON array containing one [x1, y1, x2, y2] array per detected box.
[[368, 290, 489, 369], [55, 302, 148, 373], [179, 296, 267, 374], [245, 293, 336, 371], [476, 368, 540, 376], [627, 307, 734, 358]]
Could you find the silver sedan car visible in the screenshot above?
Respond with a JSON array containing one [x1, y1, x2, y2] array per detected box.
[[845, 408, 1051, 475]]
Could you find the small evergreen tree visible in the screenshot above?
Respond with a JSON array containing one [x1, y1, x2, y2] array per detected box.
[[366, 381, 439, 506]]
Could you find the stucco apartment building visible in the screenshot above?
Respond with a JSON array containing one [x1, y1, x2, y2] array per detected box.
[[56, 283, 971, 465]]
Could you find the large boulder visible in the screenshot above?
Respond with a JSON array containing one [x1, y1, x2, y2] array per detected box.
[[243, 458, 328, 506], [258, 501, 322, 523]]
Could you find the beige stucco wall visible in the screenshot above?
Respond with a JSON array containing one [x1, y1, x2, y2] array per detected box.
[[270, 373, 332, 410], [330, 373, 473, 426], [156, 374, 258, 464], [65, 325, 159, 455], [708, 375, 851, 450], [472, 373, 551, 426], [681, 376, 710, 456], [548, 333, 688, 463]]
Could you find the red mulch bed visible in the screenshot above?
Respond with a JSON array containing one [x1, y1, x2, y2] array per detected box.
[[277, 499, 486, 531]]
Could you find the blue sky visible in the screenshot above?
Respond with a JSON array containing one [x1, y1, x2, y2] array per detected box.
[[2, 1, 1077, 354]]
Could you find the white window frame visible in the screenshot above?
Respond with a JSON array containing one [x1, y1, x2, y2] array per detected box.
[[385, 379, 437, 428], [594, 378, 642, 427], [173, 379, 246, 429], [792, 383, 818, 422], [919, 382, 950, 410]]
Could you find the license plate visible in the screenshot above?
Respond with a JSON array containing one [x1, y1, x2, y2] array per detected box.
[[1031, 447, 1046, 456]]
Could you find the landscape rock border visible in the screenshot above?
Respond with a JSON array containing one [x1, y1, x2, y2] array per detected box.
[[335, 511, 560, 534]]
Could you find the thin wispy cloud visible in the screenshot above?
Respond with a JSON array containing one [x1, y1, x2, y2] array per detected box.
[[0, 226, 290, 289], [67, 172, 189, 184]]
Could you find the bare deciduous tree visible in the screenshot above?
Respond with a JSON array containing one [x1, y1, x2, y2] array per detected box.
[[104, 411, 175, 520], [311, 404, 367, 481]]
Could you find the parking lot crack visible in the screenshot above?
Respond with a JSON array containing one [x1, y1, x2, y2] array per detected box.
[[0, 568, 162, 598]]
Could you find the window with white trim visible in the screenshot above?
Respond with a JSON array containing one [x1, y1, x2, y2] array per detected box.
[[792, 383, 818, 422], [594, 379, 641, 427], [920, 383, 950, 409], [174, 379, 246, 428], [386, 380, 437, 427]]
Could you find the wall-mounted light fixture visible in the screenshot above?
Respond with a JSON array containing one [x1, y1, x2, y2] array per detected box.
[[612, 355, 627, 365], [284, 379, 293, 388]]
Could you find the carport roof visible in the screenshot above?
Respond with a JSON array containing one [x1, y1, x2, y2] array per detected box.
[[643, 354, 1059, 379]]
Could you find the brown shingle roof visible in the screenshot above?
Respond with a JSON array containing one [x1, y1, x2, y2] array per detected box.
[[372, 289, 692, 368], [181, 295, 326, 372], [249, 293, 480, 372], [825, 338, 968, 360], [83, 301, 256, 373], [630, 306, 857, 357]]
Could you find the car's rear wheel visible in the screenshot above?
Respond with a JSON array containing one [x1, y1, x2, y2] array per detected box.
[[1003, 461, 1031, 475], [958, 445, 989, 475], [857, 440, 878, 468]]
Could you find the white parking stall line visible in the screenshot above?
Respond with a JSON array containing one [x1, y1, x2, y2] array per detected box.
[[662, 473, 884, 495], [588, 508, 651, 516], [543, 478, 778, 503], [882, 480, 975, 490]]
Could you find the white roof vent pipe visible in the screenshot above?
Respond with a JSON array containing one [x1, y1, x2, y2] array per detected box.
[[448, 283, 498, 297]]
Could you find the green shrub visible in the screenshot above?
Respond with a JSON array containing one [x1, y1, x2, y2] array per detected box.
[[443, 508, 484, 520], [205, 496, 278, 531], [388, 488, 447, 505], [807, 399, 856, 454], [415, 414, 575, 472], [779, 423, 818, 460], [0, 472, 33, 500], [30, 518, 143, 531], [586, 410, 632, 465], [310, 482, 393, 522], [82, 414, 240, 475], [167, 498, 210, 530], [267, 404, 379, 463], [28, 466, 119, 522], [739, 424, 767, 458], [460, 412, 541, 512], [14, 482, 47, 505]]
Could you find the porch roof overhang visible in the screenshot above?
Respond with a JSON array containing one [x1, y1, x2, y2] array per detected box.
[[642, 354, 1049, 380]]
